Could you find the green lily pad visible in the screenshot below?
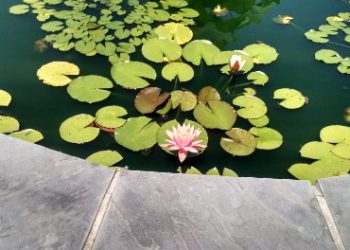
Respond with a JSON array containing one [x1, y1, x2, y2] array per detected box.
[[67, 75, 114, 103], [182, 40, 220, 66], [41, 21, 64, 32], [154, 22, 193, 45], [37, 61, 80, 87], [114, 29, 130, 39], [9, 4, 29, 15], [337, 58, 350, 74], [163, 0, 188, 8], [96, 42, 117, 56], [193, 100, 237, 130], [171, 90, 197, 111], [10, 129, 44, 143], [249, 127, 283, 150], [109, 53, 130, 64], [135, 87, 169, 114], [111, 61, 157, 89], [0, 116, 20, 133], [243, 88, 256, 96], [273, 88, 306, 109], [232, 95, 267, 119], [300, 141, 338, 160], [318, 24, 338, 35], [304, 29, 329, 43], [156, 99, 172, 115], [95, 105, 127, 130], [220, 128, 256, 156], [148, 9, 170, 21], [315, 49, 343, 64], [75, 40, 96, 55], [197, 86, 221, 104], [0, 90, 12, 107], [243, 43, 279, 64], [222, 168, 239, 177], [320, 125, 350, 159], [162, 62, 194, 82], [59, 114, 100, 144], [206, 167, 220, 175], [248, 115, 269, 127], [141, 38, 182, 63], [114, 116, 159, 151], [247, 71, 269, 85], [213, 50, 254, 73], [86, 150, 123, 167], [184, 166, 202, 174], [157, 119, 208, 155]]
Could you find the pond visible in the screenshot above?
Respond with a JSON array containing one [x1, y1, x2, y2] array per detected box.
[[1, 0, 349, 182]]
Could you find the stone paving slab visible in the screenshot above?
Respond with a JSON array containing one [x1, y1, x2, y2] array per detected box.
[[93, 171, 336, 250], [317, 175, 350, 250], [0, 134, 114, 250]]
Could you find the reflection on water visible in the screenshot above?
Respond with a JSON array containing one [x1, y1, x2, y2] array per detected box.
[[188, 0, 280, 47]]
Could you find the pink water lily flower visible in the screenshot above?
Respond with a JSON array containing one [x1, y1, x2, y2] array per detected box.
[[229, 54, 246, 72], [161, 123, 206, 162]]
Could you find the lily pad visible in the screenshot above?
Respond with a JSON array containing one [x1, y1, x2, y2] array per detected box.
[[319, 25, 338, 35], [222, 168, 239, 177], [337, 58, 350, 74], [114, 116, 159, 151], [315, 49, 343, 64], [41, 21, 64, 32], [320, 125, 350, 159], [10, 129, 44, 143], [111, 61, 157, 89], [300, 141, 340, 160], [273, 88, 306, 109], [95, 105, 127, 131], [243, 88, 256, 96], [248, 115, 269, 127], [247, 71, 269, 85], [0, 116, 20, 133], [9, 4, 29, 15], [161, 62, 194, 82], [135, 87, 169, 114], [96, 42, 117, 56], [37, 61, 80, 87], [171, 90, 197, 111], [193, 100, 237, 130], [67, 75, 114, 103], [141, 38, 182, 63], [232, 95, 267, 119], [197, 86, 221, 104], [220, 128, 256, 156], [75, 40, 96, 55], [182, 40, 220, 66], [249, 127, 283, 150], [304, 29, 329, 43], [0, 90, 12, 106], [86, 150, 123, 167], [243, 43, 278, 64], [154, 22, 193, 45], [59, 114, 100, 144], [156, 99, 172, 115]]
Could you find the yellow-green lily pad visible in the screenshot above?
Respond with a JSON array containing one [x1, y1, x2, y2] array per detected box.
[[315, 49, 343, 64], [37, 61, 80, 87], [197, 86, 221, 104], [249, 127, 283, 150], [161, 62, 194, 82], [304, 29, 329, 43], [337, 58, 350, 74], [248, 115, 269, 127], [10, 129, 44, 143], [247, 71, 269, 85], [273, 88, 306, 109], [9, 4, 29, 15], [220, 128, 256, 156], [0, 90, 12, 107], [232, 95, 267, 119], [141, 38, 182, 63], [95, 105, 127, 130], [182, 40, 220, 66], [154, 22, 192, 45], [86, 150, 123, 167], [243, 43, 279, 64], [171, 90, 197, 111], [0, 116, 20, 133]]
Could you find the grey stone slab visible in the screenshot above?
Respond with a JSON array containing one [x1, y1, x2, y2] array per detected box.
[[317, 175, 350, 249], [94, 171, 335, 250], [0, 134, 114, 250]]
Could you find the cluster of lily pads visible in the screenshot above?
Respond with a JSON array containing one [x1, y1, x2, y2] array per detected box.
[[0, 89, 44, 142], [288, 125, 350, 184], [305, 12, 350, 74], [9, 0, 199, 64]]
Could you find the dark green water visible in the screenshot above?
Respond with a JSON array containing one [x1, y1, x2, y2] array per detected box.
[[0, 0, 349, 178]]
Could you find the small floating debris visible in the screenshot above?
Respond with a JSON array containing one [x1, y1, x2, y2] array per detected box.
[[273, 15, 294, 25], [212, 5, 229, 17]]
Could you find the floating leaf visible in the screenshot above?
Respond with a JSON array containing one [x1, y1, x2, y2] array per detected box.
[[163, 0, 188, 8], [161, 62, 194, 82], [41, 21, 64, 32], [337, 58, 350, 74], [9, 4, 29, 15], [141, 38, 182, 63], [75, 40, 96, 55], [109, 53, 130, 64], [179, 8, 199, 18], [197, 86, 221, 104], [247, 71, 269, 85], [156, 99, 172, 115], [222, 168, 239, 177], [243, 43, 278, 64], [315, 49, 343, 64], [59, 114, 100, 144], [95, 105, 127, 131], [232, 95, 267, 119], [248, 115, 269, 127], [114, 116, 159, 151], [300, 141, 339, 160], [206, 167, 220, 175], [318, 25, 338, 35], [96, 42, 117, 56], [37, 61, 79, 87], [193, 100, 236, 130], [154, 22, 193, 45], [171, 90, 197, 111], [272, 15, 293, 24], [86, 150, 123, 167], [273, 88, 306, 109], [111, 61, 156, 89], [135, 87, 169, 114], [0, 116, 20, 133], [67, 75, 114, 103], [249, 127, 283, 150], [304, 29, 329, 43], [243, 88, 256, 96], [182, 40, 220, 66], [220, 128, 256, 156], [184, 166, 202, 174], [148, 9, 170, 21], [10, 129, 43, 143], [320, 125, 350, 159], [0, 90, 12, 107]]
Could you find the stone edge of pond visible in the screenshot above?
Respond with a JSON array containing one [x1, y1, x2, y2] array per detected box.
[[0, 133, 348, 250]]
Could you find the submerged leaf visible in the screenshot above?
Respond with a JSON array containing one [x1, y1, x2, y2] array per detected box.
[[273, 88, 306, 109], [10, 129, 44, 143], [134, 87, 169, 114], [182, 40, 220, 66], [220, 128, 256, 156], [86, 150, 123, 167], [37, 61, 79, 87], [162, 62, 194, 82]]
